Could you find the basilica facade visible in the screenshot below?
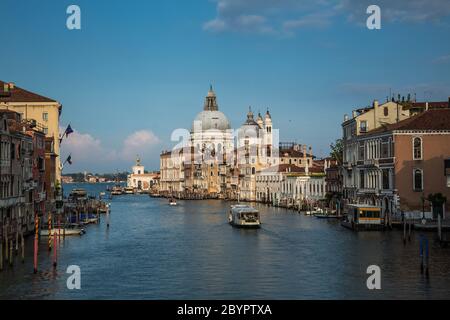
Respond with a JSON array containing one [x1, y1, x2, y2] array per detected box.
[[159, 86, 276, 200]]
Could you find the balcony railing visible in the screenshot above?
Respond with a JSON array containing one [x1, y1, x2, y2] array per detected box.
[[0, 196, 25, 208]]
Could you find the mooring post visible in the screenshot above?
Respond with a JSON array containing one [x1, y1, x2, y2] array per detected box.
[[48, 213, 52, 252], [403, 217, 407, 245], [420, 235, 424, 274], [58, 215, 61, 244], [33, 215, 39, 274], [53, 223, 57, 268], [15, 228, 18, 254], [0, 237, 3, 271], [5, 231, 9, 264], [21, 231, 24, 263], [106, 207, 110, 228], [425, 237, 430, 277], [408, 220, 412, 242], [437, 214, 442, 242], [9, 239, 13, 266]]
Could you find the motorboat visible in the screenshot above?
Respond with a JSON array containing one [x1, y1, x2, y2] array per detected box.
[[124, 186, 134, 194], [111, 185, 123, 196], [228, 204, 261, 228], [169, 198, 177, 206]]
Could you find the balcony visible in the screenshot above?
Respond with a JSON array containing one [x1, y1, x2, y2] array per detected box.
[[0, 196, 25, 208]]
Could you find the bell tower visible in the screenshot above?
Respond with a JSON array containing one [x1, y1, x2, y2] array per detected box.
[[204, 85, 219, 111]]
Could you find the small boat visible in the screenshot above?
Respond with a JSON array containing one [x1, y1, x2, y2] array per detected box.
[[169, 198, 177, 206], [40, 225, 85, 236], [315, 214, 341, 219], [111, 185, 123, 196], [124, 186, 134, 194], [228, 204, 261, 228], [69, 188, 88, 201], [341, 204, 383, 231]]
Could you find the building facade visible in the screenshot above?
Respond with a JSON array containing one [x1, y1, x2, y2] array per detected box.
[[0, 80, 62, 182], [127, 157, 159, 192], [342, 98, 450, 220]]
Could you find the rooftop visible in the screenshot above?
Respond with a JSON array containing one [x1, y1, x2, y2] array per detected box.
[[366, 109, 450, 134], [0, 80, 58, 103]]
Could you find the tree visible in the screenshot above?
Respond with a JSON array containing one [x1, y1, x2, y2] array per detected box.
[[427, 193, 447, 219], [330, 139, 343, 165]]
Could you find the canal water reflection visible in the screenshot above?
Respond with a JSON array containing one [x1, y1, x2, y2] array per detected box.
[[1, 183, 449, 299]]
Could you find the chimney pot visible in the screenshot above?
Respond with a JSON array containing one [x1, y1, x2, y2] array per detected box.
[[8, 83, 14, 89]]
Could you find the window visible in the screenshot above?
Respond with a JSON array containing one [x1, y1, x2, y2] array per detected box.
[[413, 137, 422, 160], [42, 112, 48, 121], [360, 170, 365, 188], [360, 121, 367, 133], [383, 107, 388, 117], [382, 169, 390, 189], [413, 169, 423, 191], [43, 127, 48, 135]]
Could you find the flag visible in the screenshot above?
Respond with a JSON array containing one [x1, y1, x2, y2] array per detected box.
[[60, 124, 74, 144], [66, 155, 72, 165], [65, 124, 74, 137]]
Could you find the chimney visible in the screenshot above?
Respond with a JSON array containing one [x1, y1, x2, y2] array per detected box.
[[8, 83, 14, 90], [3, 83, 9, 92], [309, 146, 312, 157], [352, 110, 357, 118], [373, 99, 379, 127], [425, 102, 429, 111]]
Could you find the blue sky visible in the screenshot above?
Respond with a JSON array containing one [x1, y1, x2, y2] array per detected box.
[[2, 0, 450, 173]]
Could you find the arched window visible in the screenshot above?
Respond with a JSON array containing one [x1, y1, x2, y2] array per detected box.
[[413, 169, 423, 191], [413, 137, 422, 160], [251, 167, 255, 175]]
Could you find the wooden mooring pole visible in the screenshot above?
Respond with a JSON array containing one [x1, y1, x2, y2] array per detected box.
[[21, 231, 24, 263], [0, 237, 3, 271], [33, 215, 39, 274], [408, 220, 412, 242], [403, 217, 407, 245], [420, 235, 430, 277]]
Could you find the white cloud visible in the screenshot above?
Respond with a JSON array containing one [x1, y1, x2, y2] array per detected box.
[[60, 128, 161, 172], [121, 130, 161, 162], [203, 0, 450, 35], [433, 54, 450, 64]]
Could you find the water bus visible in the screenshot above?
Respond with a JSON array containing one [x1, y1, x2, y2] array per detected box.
[[228, 205, 261, 229], [341, 204, 383, 231]]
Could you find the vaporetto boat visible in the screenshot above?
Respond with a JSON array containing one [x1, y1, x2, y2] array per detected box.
[[228, 204, 261, 229]]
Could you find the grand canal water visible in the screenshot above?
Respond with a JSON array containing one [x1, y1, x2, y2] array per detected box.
[[0, 183, 449, 299]]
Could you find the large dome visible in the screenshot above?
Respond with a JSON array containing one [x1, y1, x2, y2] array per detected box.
[[192, 110, 231, 132]]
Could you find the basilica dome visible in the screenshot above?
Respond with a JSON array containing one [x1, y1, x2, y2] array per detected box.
[[192, 110, 231, 132], [191, 86, 231, 132]]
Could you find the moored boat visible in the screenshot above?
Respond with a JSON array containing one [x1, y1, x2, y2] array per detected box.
[[124, 186, 134, 194], [228, 204, 261, 228], [40, 225, 85, 236], [111, 185, 123, 195], [341, 204, 383, 231], [169, 198, 177, 206]]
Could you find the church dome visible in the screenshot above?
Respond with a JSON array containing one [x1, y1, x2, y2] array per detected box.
[[192, 110, 231, 132], [191, 86, 231, 132], [238, 107, 260, 138]]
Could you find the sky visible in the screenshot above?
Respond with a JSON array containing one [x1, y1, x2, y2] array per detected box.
[[1, 0, 450, 173]]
